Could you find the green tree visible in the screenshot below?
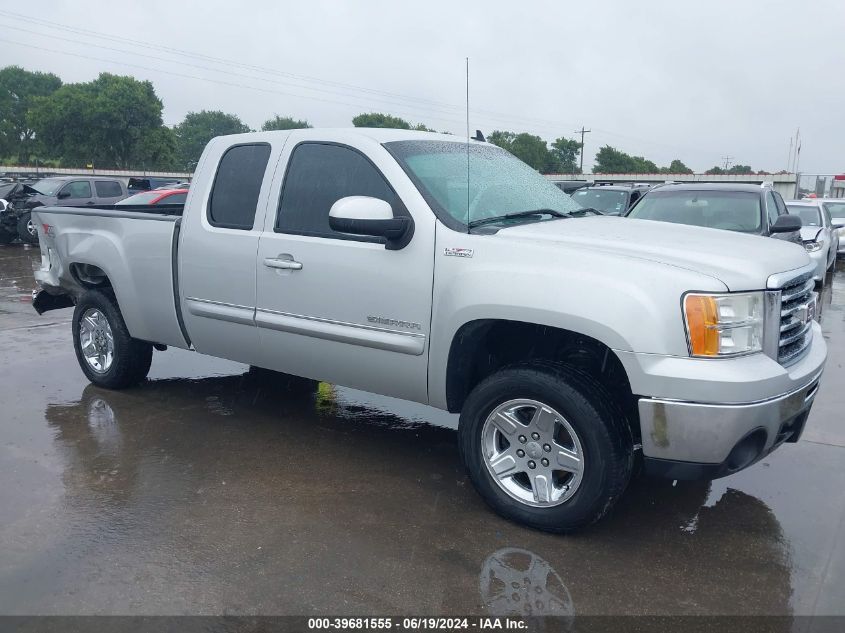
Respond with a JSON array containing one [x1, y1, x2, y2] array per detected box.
[[412, 123, 436, 132], [661, 159, 693, 174], [488, 130, 559, 172], [174, 110, 251, 170], [705, 166, 725, 175], [28, 73, 164, 168], [727, 164, 753, 174], [351, 112, 411, 129], [0, 66, 62, 163], [136, 126, 178, 171], [549, 137, 581, 173], [593, 145, 659, 173], [261, 115, 311, 131]]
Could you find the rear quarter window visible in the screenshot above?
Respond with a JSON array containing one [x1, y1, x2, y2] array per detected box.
[[95, 181, 123, 198], [208, 143, 271, 230]]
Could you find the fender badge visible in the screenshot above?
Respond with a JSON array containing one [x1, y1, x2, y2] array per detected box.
[[444, 247, 473, 258]]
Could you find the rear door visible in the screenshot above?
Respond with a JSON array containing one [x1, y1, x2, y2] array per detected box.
[[57, 180, 95, 206], [253, 134, 436, 403], [93, 180, 126, 204], [178, 137, 282, 363]]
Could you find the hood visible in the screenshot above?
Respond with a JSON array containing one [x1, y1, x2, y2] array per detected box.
[[799, 226, 823, 242], [497, 216, 810, 291]]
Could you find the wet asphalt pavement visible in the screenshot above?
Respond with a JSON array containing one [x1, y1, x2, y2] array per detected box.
[[0, 244, 844, 618]]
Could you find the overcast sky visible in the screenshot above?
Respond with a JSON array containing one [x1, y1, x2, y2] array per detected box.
[[2, 0, 843, 173]]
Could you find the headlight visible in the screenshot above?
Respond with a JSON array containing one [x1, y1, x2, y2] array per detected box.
[[804, 241, 822, 252], [683, 292, 764, 357]]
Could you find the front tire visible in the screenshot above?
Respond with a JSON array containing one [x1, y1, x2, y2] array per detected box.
[[17, 211, 39, 245], [72, 290, 153, 389], [458, 363, 633, 533]]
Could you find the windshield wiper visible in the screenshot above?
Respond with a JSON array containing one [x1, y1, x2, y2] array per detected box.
[[568, 207, 603, 216], [468, 209, 570, 229]]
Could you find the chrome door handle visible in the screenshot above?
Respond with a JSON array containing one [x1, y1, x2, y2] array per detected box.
[[264, 257, 302, 270]]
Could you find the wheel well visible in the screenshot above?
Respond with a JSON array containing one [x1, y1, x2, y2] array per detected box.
[[445, 319, 640, 441], [70, 263, 113, 289]]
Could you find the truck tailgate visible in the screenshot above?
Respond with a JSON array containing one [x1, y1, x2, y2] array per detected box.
[[32, 207, 189, 349]]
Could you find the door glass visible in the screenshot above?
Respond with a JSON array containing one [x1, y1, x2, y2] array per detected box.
[[64, 181, 92, 199], [276, 143, 397, 239], [208, 143, 271, 229], [95, 181, 123, 198], [765, 192, 779, 227]]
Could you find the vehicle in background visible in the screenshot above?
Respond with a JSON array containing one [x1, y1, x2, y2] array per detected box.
[[626, 183, 802, 245], [31, 129, 826, 533], [571, 184, 650, 215], [553, 180, 591, 195], [818, 199, 845, 256], [0, 176, 128, 244], [786, 200, 839, 282], [116, 189, 189, 207], [127, 177, 184, 194]]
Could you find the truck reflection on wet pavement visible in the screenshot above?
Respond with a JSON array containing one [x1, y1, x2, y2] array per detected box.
[[0, 244, 843, 617]]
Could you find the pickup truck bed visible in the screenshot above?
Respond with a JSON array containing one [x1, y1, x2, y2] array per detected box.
[[35, 206, 189, 349]]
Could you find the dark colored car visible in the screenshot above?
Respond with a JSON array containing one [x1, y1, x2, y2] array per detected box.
[[127, 177, 184, 194], [571, 184, 650, 215], [625, 183, 802, 244]]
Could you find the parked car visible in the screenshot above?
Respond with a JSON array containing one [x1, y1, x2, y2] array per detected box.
[[0, 176, 128, 245], [626, 182, 802, 245], [786, 200, 839, 282], [30, 129, 826, 532], [127, 177, 184, 194], [571, 184, 650, 215], [115, 189, 189, 207], [817, 199, 845, 257]]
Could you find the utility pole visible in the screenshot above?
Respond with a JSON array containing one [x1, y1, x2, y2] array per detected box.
[[722, 155, 733, 170], [575, 126, 591, 173]]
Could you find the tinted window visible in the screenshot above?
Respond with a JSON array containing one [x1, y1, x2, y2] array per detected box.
[[277, 143, 397, 237], [158, 192, 187, 205], [63, 181, 92, 199], [208, 143, 271, 230], [95, 181, 123, 198], [628, 190, 762, 233]]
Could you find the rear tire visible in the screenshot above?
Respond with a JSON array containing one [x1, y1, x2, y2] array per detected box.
[[72, 290, 153, 389], [458, 363, 633, 533], [17, 211, 39, 245]]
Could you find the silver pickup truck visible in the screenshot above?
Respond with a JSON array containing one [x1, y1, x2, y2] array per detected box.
[[31, 129, 827, 532]]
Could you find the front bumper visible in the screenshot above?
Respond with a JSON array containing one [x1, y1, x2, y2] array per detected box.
[[624, 322, 827, 480], [640, 373, 821, 479]]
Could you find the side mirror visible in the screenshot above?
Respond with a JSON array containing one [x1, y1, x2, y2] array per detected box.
[[57, 190, 71, 199], [329, 196, 412, 250], [771, 214, 802, 233]]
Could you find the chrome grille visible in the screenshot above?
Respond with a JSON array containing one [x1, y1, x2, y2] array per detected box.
[[777, 275, 814, 365]]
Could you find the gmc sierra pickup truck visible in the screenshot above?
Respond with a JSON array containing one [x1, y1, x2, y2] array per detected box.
[[30, 129, 827, 532]]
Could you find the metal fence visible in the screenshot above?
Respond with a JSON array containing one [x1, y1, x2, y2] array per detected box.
[[796, 174, 845, 199]]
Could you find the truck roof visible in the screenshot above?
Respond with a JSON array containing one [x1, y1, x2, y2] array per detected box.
[[211, 128, 478, 145]]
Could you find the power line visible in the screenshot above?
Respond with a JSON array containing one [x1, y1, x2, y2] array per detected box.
[[575, 127, 591, 172], [0, 8, 722, 157], [722, 155, 733, 170]]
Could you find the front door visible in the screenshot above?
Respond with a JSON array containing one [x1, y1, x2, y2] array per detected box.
[[254, 139, 435, 403], [57, 180, 95, 206]]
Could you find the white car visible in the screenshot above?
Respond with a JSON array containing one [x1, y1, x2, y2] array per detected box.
[[786, 199, 840, 282]]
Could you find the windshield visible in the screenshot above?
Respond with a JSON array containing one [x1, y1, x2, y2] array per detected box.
[[385, 140, 581, 228], [786, 204, 821, 226], [0, 183, 15, 199], [30, 178, 65, 196], [572, 188, 628, 214], [823, 201, 845, 219], [627, 190, 762, 233]]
